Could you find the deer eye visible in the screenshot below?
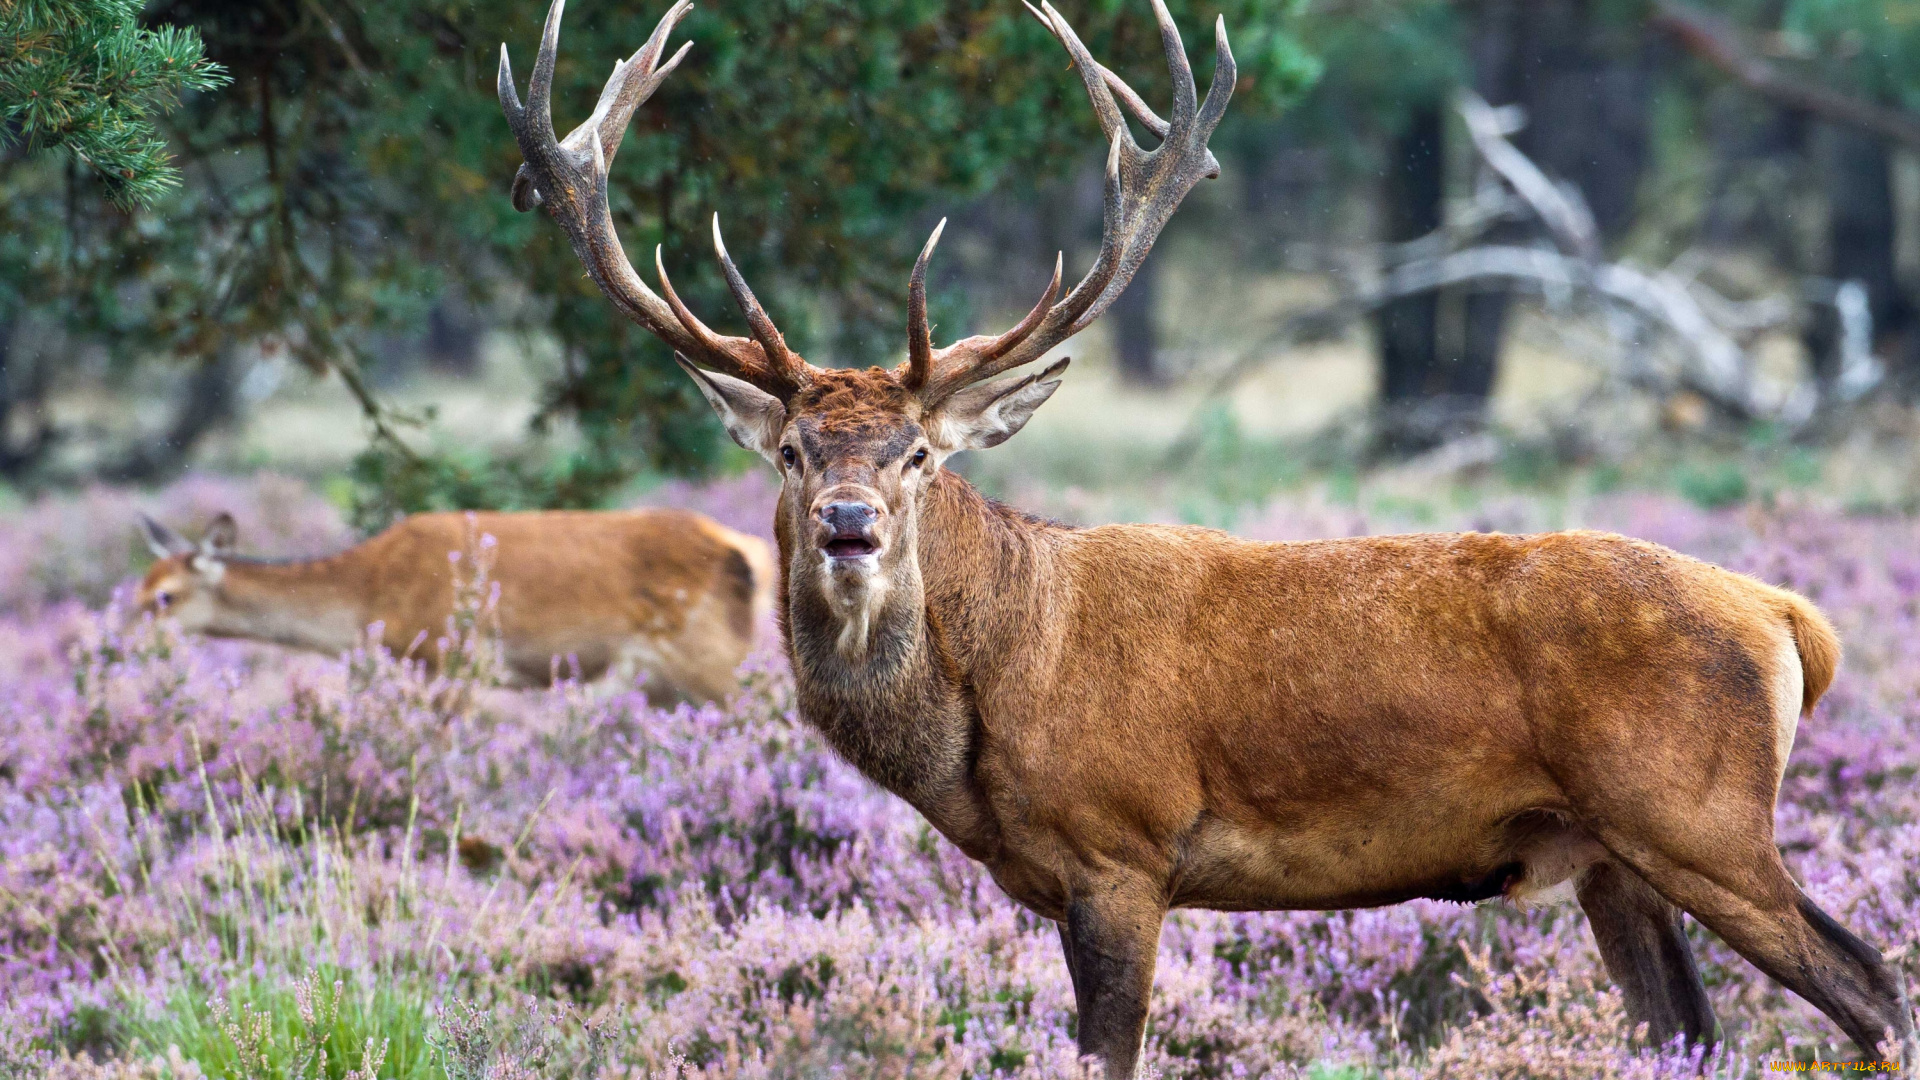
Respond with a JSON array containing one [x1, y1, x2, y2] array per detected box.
[[909, 448, 928, 469], [781, 446, 797, 468]]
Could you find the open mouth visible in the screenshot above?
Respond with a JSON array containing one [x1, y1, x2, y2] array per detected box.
[[823, 536, 879, 558]]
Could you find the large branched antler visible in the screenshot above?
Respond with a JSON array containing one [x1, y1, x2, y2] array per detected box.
[[498, 0, 812, 397], [902, 0, 1234, 404]]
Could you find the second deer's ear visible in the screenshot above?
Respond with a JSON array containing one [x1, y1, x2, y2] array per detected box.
[[200, 513, 238, 557], [673, 353, 788, 465], [140, 513, 194, 560], [931, 358, 1069, 452]]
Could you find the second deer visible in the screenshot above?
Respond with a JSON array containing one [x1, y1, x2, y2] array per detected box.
[[139, 508, 771, 703]]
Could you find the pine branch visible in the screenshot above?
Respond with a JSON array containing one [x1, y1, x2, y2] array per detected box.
[[0, 0, 229, 206], [1652, 0, 1920, 151]]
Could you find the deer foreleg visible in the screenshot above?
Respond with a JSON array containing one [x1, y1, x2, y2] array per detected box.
[[1061, 878, 1165, 1079]]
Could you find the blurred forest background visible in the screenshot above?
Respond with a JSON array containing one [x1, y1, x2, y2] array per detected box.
[[6, 0, 1920, 531]]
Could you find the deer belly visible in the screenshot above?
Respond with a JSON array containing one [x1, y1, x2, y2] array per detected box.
[[1168, 808, 1606, 912], [500, 633, 617, 685]]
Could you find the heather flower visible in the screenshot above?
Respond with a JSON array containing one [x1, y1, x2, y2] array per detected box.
[[0, 476, 1916, 1076]]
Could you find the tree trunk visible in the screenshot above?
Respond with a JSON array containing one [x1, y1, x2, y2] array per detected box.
[[1457, 292, 1507, 403], [425, 295, 484, 377], [105, 346, 242, 481], [1423, 0, 1655, 444], [1804, 126, 1913, 389], [0, 318, 56, 480], [1110, 248, 1162, 385], [0, 318, 20, 474], [1503, 2, 1652, 238], [1375, 105, 1457, 451]]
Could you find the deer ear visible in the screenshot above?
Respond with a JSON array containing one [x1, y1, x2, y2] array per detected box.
[[673, 353, 788, 464], [200, 512, 238, 557], [932, 358, 1069, 451], [139, 513, 194, 560]]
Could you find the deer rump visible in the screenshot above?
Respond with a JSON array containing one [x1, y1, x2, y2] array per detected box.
[[952, 525, 1820, 918]]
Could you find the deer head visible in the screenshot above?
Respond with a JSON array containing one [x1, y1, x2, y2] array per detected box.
[[499, 0, 1232, 657], [136, 512, 238, 629]]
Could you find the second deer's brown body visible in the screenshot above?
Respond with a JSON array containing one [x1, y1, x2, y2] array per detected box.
[[139, 509, 771, 702]]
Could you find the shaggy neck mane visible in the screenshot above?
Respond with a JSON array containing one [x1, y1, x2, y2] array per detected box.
[[780, 468, 1059, 855]]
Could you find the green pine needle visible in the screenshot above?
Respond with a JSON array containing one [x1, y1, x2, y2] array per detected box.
[[1, 0, 230, 207]]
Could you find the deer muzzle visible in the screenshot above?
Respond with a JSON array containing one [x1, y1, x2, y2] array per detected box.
[[815, 499, 882, 560]]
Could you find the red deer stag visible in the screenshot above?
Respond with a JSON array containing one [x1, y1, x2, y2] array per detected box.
[[498, 0, 1916, 1071], [138, 509, 771, 703]]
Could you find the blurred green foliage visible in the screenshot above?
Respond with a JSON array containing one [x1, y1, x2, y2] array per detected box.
[[1, 0, 1318, 524], [15, 0, 1911, 521], [0, 0, 230, 479], [1675, 461, 1750, 509], [1283, 0, 1459, 140], [1779, 0, 1920, 111], [351, 0, 1320, 523]]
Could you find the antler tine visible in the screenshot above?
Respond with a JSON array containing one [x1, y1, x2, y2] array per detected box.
[[654, 245, 730, 355], [988, 3, 1136, 343], [578, 0, 693, 166], [1149, 0, 1197, 129], [712, 215, 809, 393], [910, 234, 1062, 394], [1021, 0, 1169, 140], [501, 0, 810, 397], [1104, 68, 1170, 140], [498, 44, 523, 120], [1026, 2, 1129, 147], [913, 0, 1233, 404], [904, 218, 947, 390], [657, 243, 804, 390], [1072, 129, 1134, 328], [918, 134, 1120, 399], [511, 0, 694, 211], [526, 0, 565, 132], [1021, 1, 1167, 138], [972, 251, 1062, 362], [499, 47, 542, 211], [1195, 16, 1236, 139]]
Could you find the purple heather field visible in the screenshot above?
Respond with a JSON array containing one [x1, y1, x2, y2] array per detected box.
[[1, 471, 1916, 1078]]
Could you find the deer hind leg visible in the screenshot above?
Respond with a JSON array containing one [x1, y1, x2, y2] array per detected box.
[[1575, 859, 1717, 1050], [1060, 877, 1166, 1080], [1555, 633, 1912, 1063], [1632, 847, 1911, 1063], [1582, 802, 1915, 1062]]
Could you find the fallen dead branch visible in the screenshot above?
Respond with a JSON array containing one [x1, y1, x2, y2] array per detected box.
[[1165, 90, 1877, 466]]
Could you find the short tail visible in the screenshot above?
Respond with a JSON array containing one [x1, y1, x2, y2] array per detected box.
[[1782, 593, 1840, 716]]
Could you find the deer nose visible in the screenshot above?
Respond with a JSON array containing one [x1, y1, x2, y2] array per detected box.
[[819, 501, 878, 535], [816, 501, 882, 558]]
